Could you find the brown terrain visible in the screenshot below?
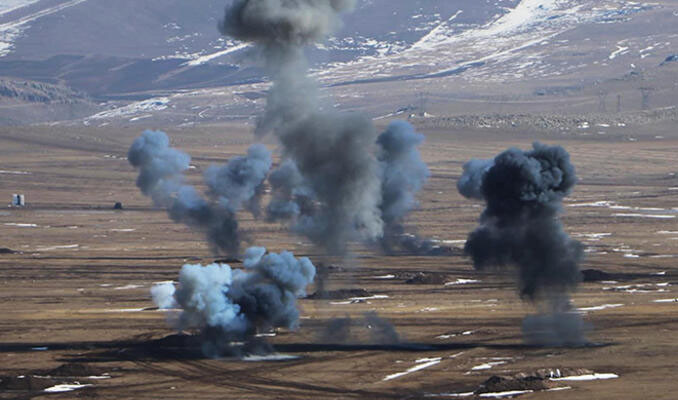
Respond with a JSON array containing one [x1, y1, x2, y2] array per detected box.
[[0, 121, 677, 399]]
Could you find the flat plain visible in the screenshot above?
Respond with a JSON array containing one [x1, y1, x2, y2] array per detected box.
[[0, 121, 677, 399]]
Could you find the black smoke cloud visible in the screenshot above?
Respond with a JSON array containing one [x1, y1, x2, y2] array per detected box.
[[458, 142, 586, 346], [128, 130, 271, 255], [220, 0, 383, 254], [220, 0, 356, 47], [152, 246, 315, 356]]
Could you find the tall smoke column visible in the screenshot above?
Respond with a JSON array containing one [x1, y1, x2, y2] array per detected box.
[[152, 246, 315, 356], [128, 130, 271, 255], [220, 0, 383, 254], [376, 121, 433, 253], [458, 142, 586, 346]]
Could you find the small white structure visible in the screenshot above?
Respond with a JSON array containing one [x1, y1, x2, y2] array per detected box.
[[11, 194, 25, 207]]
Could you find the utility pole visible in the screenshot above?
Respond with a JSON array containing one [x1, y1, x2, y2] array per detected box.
[[598, 90, 608, 113], [640, 87, 653, 110], [417, 92, 429, 116]]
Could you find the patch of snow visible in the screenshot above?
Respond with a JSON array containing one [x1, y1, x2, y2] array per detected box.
[[479, 390, 533, 398], [612, 213, 675, 219], [0, 0, 91, 57], [349, 295, 389, 301], [44, 383, 92, 393], [113, 284, 144, 290], [568, 200, 614, 207], [445, 279, 481, 286], [242, 354, 300, 362], [184, 43, 249, 66], [425, 392, 475, 398], [653, 298, 678, 303], [35, 244, 79, 251], [609, 44, 629, 59], [0, 1, 41, 15], [547, 387, 572, 391], [373, 274, 396, 279], [0, 170, 30, 175], [87, 375, 111, 380], [577, 304, 623, 312], [574, 232, 612, 241], [88, 97, 170, 120], [471, 361, 507, 371], [551, 373, 618, 381], [383, 357, 442, 381], [4, 223, 38, 227]]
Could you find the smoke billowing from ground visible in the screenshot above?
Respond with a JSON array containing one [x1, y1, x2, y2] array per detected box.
[[458, 142, 586, 346], [376, 121, 436, 254], [220, 0, 384, 254], [131, 1, 440, 354], [128, 130, 271, 255], [320, 312, 400, 345], [152, 247, 315, 356]]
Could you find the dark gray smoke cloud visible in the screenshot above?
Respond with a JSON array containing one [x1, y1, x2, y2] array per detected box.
[[458, 142, 586, 346], [265, 159, 313, 221], [152, 246, 315, 356], [220, 0, 383, 254], [220, 0, 356, 47], [376, 121, 433, 254], [128, 130, 271, 255]]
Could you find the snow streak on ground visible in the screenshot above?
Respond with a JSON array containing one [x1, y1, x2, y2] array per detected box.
[[0, 0, 41, 16], [383, 357, 442, 381], [314, 0, 655, 85], [551, 373, 619, 381], [0, 0, 91, 56], [87, 97, 170, 121]]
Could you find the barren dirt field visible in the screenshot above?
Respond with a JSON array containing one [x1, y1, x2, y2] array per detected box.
[[0, 123, 677, 399]]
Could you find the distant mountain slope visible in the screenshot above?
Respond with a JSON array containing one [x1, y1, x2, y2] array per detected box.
[[0, 77, 97, 124], [0, 0, 515, 99], [0, 0, 676, 126]]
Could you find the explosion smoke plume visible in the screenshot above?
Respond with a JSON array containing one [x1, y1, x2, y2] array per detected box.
[[152, 247, 315, 356], [376, 121, 432, 253], [220, 0, 382, 254], [128, 130, 271, 255], [458, 142, 586, 346]]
